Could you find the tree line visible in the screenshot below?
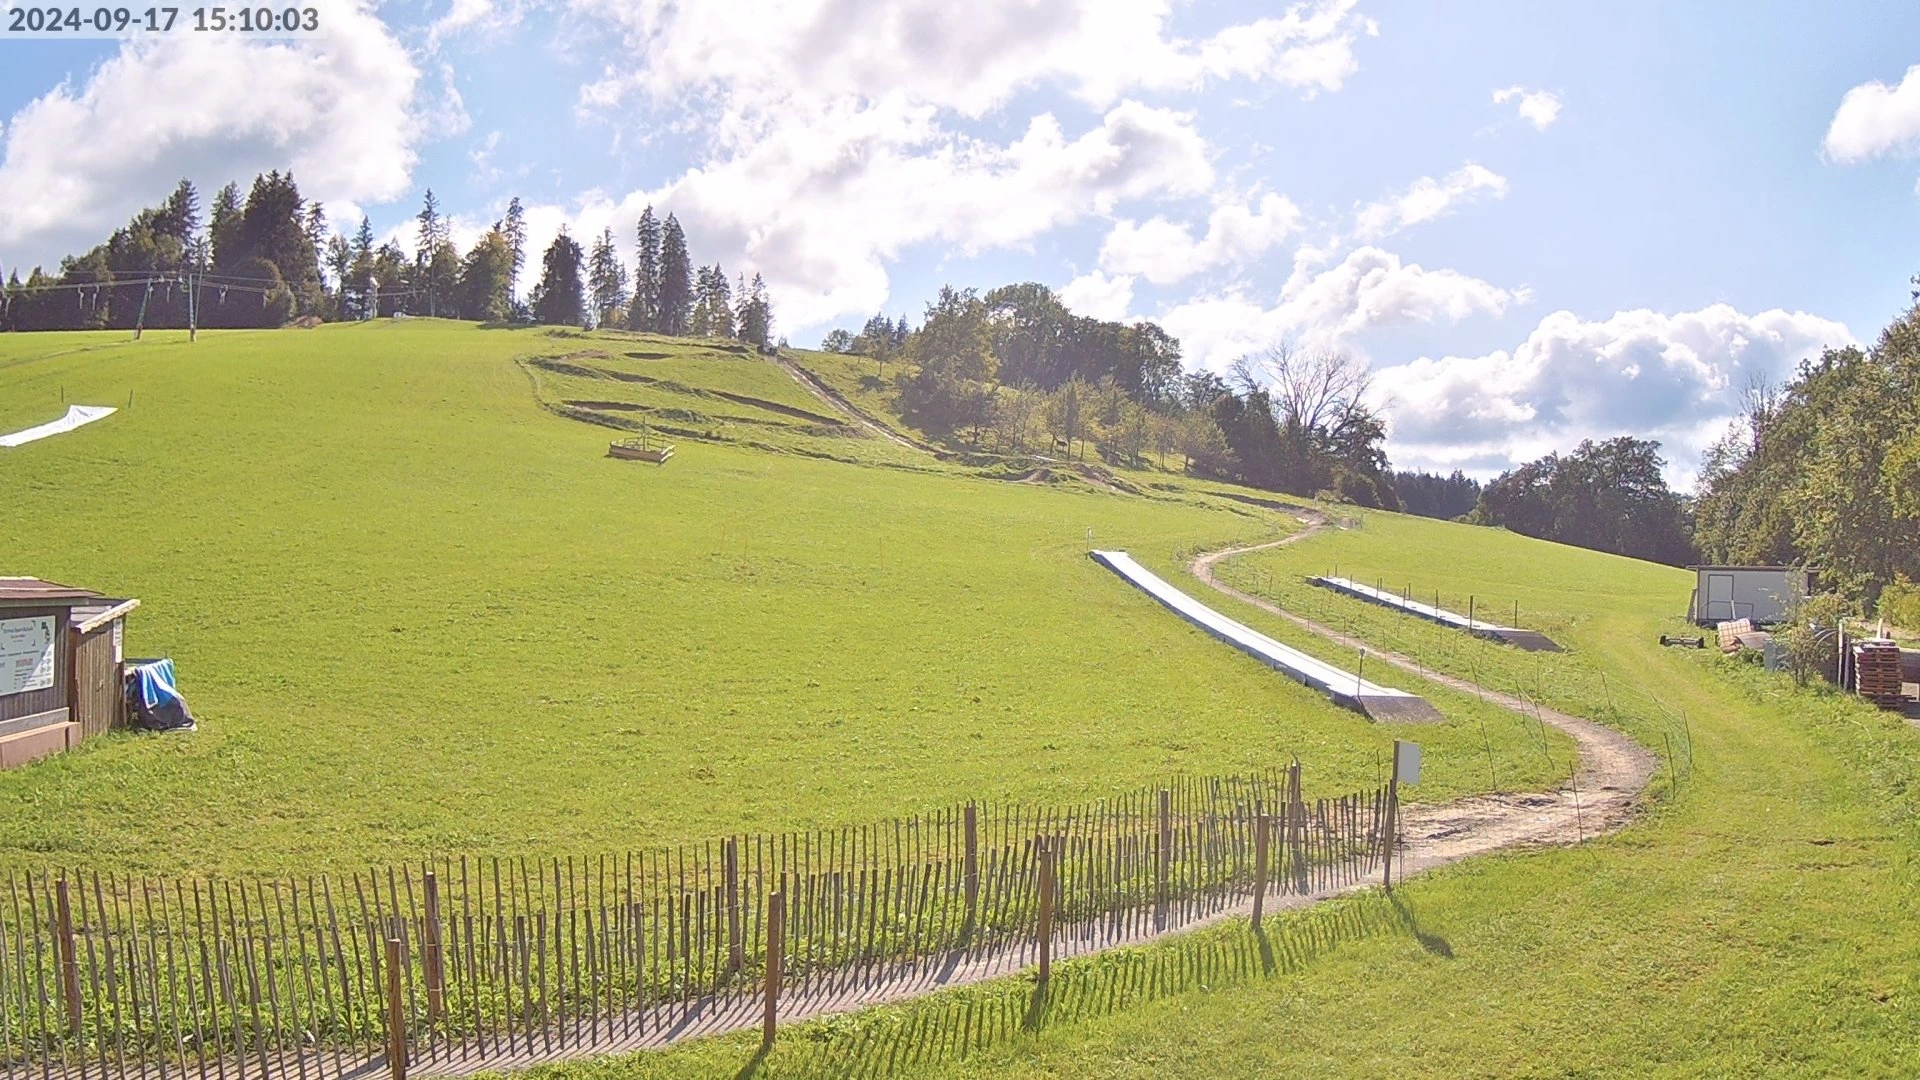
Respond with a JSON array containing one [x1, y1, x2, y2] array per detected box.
[[1692, 300, 1920, 610], [0, 175, 775, 345], [1421, 285, 1920, 592], [825, 283, 1400, 507]]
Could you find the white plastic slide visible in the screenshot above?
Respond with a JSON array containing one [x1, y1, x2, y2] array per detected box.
[[1308, 576, 1561, 652], [0, 405, 117, 448], [1091, 550, 1442, 723]]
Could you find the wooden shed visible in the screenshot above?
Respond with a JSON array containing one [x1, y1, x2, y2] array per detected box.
[[0, 578, 140, 769]]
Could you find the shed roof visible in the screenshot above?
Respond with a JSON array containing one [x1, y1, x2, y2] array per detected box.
[[1686, 565, 1815, 574], [0, 577, 106, 605]]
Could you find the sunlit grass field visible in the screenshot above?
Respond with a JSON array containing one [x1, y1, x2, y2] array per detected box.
[[544, 505, 1920, 1078], [0, 322, 1557, 876]]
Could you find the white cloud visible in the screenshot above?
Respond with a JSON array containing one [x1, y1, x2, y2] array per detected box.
[[1823, 63, 1920, 163], [1060, 270, 1136, 320], [518, 99, 1213, 328], [1379, 304, 1856, 477], [1157, 245, 1527, 368], [428, 0, 521, 48], [0, 0, 421, 272], [1352, 163, 1506, 240], [1098, 193, 1302, 285], [572, 0, 1374, 119], [551, 0, 1378, 331], [1492, 85, 1562, 131]]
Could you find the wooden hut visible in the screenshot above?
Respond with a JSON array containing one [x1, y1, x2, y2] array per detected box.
[[0, 578, 139, 769]]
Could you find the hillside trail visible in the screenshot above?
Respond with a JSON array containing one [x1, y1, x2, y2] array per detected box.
[[772, 352, 928, 452], [380, 510, 1658, 1078], [1190, 509, 1656, 860]]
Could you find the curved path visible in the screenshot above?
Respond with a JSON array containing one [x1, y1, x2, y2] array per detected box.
[[393, 513, 1656, 1077], [1191, 513, 1655, 862]]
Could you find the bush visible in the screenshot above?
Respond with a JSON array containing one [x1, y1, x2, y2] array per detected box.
[[1877, 576, 1920, 636]]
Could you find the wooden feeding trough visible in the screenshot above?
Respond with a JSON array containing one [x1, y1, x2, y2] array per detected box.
[[0, 578, 140, 769], [609, 426, 674, 464]]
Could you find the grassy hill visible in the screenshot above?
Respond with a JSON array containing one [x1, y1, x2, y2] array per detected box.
[[0, 321, 1557, 875], [6, 321, 1918, 1075], [584, 506, 1920, 1078]]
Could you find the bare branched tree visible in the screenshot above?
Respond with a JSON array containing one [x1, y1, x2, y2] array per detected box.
[[1254, 342, 1376, 433]]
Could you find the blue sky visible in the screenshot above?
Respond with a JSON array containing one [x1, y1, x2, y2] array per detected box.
[[3, 0, 1918, 478]]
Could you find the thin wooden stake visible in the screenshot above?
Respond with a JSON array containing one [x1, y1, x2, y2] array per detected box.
[[1251, 814, 1270, 929], [385, 935, 407, 1080], [423, 871, 445, 1027], [1036, 838, 1055, 985], [725, 838, 743, 976], [762, 889, 784, 1048], [55, 878, 83, 1037]]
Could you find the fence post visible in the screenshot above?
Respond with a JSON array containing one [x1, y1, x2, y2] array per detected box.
[[1382, 778, 1399, 893], [423, 871, 445, 1028], [1287, 762, 1305, 892], [1036, 838, 1055, 985], [762, 890, 785, 1048], [386, 934, 408, 1080], [725, 838, 743, 976], [53, 878, 83, 1037], [1156, 789, 1171, 921], [963, 803, 979, 941], [1251, 814, 1270, 929]]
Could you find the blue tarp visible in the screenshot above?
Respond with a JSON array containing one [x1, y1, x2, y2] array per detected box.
[[128, 658, 194, 731], [133, 658, 182, 711]]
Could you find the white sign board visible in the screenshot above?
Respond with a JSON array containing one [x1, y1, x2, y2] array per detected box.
[[1392, 740, 1421, 786], [0, 616, 57, 697]]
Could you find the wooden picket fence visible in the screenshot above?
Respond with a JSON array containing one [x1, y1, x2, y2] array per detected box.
[[0, 767, 1400, 1079]]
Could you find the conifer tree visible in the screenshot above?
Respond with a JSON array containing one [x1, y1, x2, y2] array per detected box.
[[656, 213, 693, 336], [530, 228, 586, 327], [737, 273, 773, 348], [587, 227, 630, 329], [628, 205, 661, 331], [501, 196, 527, 309], [209, 183, 243, 272]]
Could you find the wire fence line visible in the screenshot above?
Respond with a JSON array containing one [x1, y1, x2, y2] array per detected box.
[[0, 767, 1402, 1079]]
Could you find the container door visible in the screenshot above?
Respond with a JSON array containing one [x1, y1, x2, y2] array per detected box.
[[1706, 574, 1735, 622]]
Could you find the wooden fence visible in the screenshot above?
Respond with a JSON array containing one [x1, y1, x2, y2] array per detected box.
[[0, 767, 1399, 1078]]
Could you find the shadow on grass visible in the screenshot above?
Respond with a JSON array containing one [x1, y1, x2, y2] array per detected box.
[[728, 891, 1446, 1079]]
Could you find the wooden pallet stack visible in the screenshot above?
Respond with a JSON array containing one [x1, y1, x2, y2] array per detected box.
[[1853, 639, 1906, 710]]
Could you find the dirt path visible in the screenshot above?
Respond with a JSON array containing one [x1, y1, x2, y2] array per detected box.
[[772, 353, 928, 452], [1190, 515, 1656, 855], [193, 512, 1657, 1080]]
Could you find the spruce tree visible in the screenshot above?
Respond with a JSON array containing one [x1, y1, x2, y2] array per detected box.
[[416, 189, 450, 316], [155, 179, 200, 248], [738, 273, 773, 348], [708, 264, 733, 338], [628, 205, 661, 331], [502, 196, 527, 308], [209, 183, 243, 272], [587, 227, 630, 329], [530, 229, 586, 327], [656, 213, 693, 336]]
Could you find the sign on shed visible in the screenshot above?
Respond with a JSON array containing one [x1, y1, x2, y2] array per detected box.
[[0, 616, 56, 696]]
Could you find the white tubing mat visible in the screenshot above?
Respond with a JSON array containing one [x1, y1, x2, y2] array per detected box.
[[1091, 550, 1441, 721], [0, 405, 117, 448]]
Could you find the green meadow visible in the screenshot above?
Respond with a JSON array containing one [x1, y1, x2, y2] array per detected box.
[[9, 321, 1918, 1076], [0, 321, 1555, 876], [536, 505, 1920, 1078]]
